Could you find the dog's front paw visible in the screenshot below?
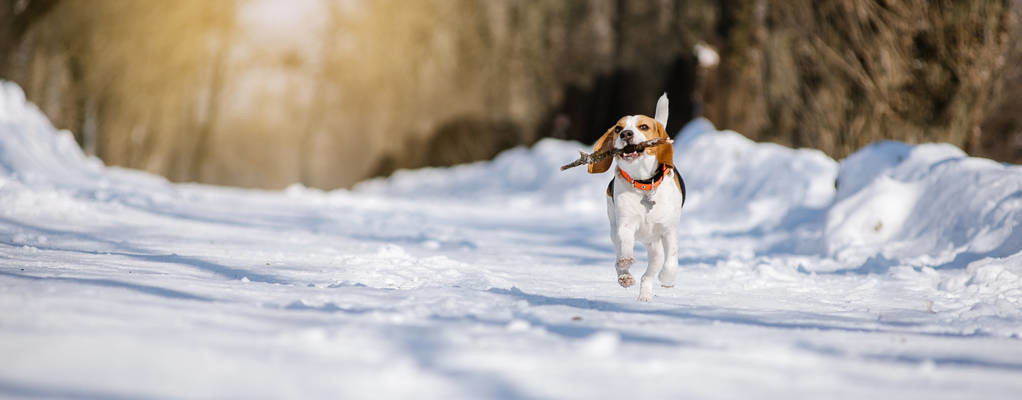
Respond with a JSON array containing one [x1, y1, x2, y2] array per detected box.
[[638, 292, 652, 302], [617, 273, 634, 288], [658, 267, 676, 288]]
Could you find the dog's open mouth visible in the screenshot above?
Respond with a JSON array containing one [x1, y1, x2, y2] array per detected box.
[[617, 143, 644, 161], [618, 151, 641, 161]]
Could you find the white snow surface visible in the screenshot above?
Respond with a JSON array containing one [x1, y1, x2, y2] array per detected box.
[[1, 80, 1021, 399]]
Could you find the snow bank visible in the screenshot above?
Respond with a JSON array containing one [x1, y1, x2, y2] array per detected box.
[[672, 118, 838, 234], [826, 141, 1022, 270], [356, 114, 1022, 275], [0, 82, 174, 196], [355, 139, 612, 214], [672, 121, 1022, 276], [0, 81, 103, 184]]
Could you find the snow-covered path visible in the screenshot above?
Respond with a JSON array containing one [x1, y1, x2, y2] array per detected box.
[[1, 81, 1021, 399]]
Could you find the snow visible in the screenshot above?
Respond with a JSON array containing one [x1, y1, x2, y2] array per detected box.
[[1, 79, 1021, 398]]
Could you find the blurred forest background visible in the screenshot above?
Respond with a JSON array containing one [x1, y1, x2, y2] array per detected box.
[[1, 0, 1021, 189]]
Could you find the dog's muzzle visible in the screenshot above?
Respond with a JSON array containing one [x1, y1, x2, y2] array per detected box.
[[617, 130, 641, 161]]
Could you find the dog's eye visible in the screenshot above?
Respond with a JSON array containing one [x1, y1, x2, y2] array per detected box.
[[614, 126, 622, 133], [638, 124, 649, 131]]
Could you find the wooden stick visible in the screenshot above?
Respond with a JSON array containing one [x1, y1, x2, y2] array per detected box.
[[559, 138, 672, 171]]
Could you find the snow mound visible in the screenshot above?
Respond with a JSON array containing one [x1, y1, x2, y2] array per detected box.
[[0, 81, 103, 184], [673, 119, 838, 234], [826, 142, 1022, 270], [328, 244, 498, 290], [355, 139, 611, 213], [0, 82, 173, 197]]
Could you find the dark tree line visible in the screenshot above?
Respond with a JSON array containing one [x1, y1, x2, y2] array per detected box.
[[1, 0, 1020, 189]]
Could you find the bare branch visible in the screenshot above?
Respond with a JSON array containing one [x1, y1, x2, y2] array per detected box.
[[559, 138, 672, 171]]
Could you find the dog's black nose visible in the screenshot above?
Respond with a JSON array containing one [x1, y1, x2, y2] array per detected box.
[[620, 130, 634, 141]]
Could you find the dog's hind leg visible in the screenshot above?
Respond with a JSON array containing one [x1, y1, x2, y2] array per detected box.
[[638, 240, 664, 302]]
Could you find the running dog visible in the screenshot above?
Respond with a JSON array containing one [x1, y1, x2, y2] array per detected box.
[[588, 94, 685, 301]]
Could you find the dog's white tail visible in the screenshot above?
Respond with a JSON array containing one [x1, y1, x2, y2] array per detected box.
[[654, 93, 669, 130]]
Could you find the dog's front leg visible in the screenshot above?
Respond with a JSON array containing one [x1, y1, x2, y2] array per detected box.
[[638, 240, 665, 301], [613, 220, 638, 288], [658, 228, 679, 288]]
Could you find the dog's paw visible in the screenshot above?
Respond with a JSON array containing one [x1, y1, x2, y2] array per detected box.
[[637, 292, 652, 302], [658, 267, 676, 287], [617, 273, 634, 288]]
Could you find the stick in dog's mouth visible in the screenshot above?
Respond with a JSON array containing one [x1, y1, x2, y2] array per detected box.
[[558, 138, 671, 171]]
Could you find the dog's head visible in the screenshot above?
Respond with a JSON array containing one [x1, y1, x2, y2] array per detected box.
[[588, 93, 673, 174]]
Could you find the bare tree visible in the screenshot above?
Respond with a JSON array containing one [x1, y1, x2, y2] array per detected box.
[[0, 0, 60, 76]]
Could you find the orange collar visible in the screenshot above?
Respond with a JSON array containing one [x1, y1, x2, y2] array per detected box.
[[617, 164, 671, 191]]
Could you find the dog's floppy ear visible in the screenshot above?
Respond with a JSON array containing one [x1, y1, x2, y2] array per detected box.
[[587, 126, 616, 174], [654, 120, 674, 167]]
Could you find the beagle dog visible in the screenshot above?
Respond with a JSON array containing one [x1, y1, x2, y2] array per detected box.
[[588, 94, 685, 302]]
